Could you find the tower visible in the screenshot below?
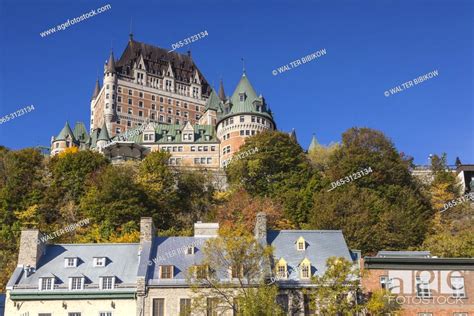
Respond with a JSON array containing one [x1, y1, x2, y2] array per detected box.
[[216, 72, 275, 167], [90, 78, 101, 133], [103, 51, 118, 135]]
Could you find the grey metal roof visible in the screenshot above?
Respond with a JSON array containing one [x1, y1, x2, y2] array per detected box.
[[148, 237, 209, 285], [267, 230, 353, 281], [11, 244, 140, 291], [376, 251, 431, 258]]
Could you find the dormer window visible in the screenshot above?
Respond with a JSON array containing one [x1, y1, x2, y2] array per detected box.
[[239, 93, 246, 102], [276, 258, 288, 279], [100, 276, 115, 290], [65, 257, 78, 268], [39, 277, 55, 291], [186, 246, 194, 255], [93, 257, 107, 267], [144, 133, 155, 142], [69, 276, 84, 290], [194, 265, 209, 279], [296, 237, 306, 251], [299, 258, 311, 279], [160, 265, 174, 279]]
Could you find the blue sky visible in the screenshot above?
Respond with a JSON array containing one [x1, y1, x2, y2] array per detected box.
[[0, 0, 472, 164]]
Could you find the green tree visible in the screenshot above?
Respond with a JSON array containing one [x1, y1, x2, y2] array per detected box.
[[364, 289, 401, 315], [310, 257, 362, 315], [308, 140, 340, 172], [188, 225, 282, 315]]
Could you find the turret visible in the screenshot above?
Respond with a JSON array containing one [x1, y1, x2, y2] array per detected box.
[[216, 72, 275, 167], [90, 78, 101, 133], [96, 121, 110, 152], [103, 51, 117, 135], [51, 121, 76, 156]]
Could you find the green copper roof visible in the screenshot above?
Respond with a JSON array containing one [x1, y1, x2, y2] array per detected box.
[[55, 121, 76, 141], [308, 135, 320, 152], [73, 122, 89, 143], [229, 74, 259, 113], [206, 89, 225, 111], [98, 122, 110, 141], [112, 123, 218, 144]]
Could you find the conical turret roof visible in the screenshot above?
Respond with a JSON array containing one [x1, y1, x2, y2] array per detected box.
[[106, 51, 116, 73], [308, 134, 320, 152], [98, 122, 110, 141], [218, 79, 226, 101], [91, 78, 101, 100], [55, 121, 76, 141]]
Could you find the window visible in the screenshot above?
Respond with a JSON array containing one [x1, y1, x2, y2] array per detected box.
[[231, 265, 243, 278], [276, 258, 287, 279], [417, 313, 432, 316], [128, 98, 132, 105], [204, 146, 208, 151], [257, 117, 261, 123], [186, 246, 194, 255], [198, 146, 203, 152], [251, 116, 255, 122], [168, 108, 172, 114], [451, 276, 465, 297], [151, 113, 156, 120], [100, 276, 114, 289], [152, 95, 156, 101], [180, 298, 191, 316], [159, 115, 164, 122], [276, 294, 289, 313], [139, 92, 143, 98], [139, 110, 143, 117], [160, 105, 164, 112], [128, 89, 132, 96], [240, 116, 244, 122], [195, 265, 208, 278], [117, 96, 122, 103], [115, 127, 121, 134], [380, 275, 390, 290], [453, 313, 468, 316], [94, 257, 106, 267], [65, 257, 77, 268], [160, 265, 173, 279], [117, 105, 121, 112], [69, 313, 81, 316], [240, 130, 244, 136], [211, 146, 216, 151], [207, 158, 212, 164], [152, 298, 165, 316], [99, 313, 113, 316], [304, 294, 315, 315], [128, 108, 132, 114], [152, 104, 156, 110], [245, 130, 250, 136], [300, 259, 311, 279], [118, 87, 122, 93], [207, 298, 219, 316], [39, 277, 54, 290], [297, 237, 306, 251], [127, 120, 131, 127], [191, 146, 196, 152], [139, 101, 143, 107], [168, 98, 171, 104], [239, 93, 245, 102], [69, 277, 83, 290], [416, 275, 432, 298]]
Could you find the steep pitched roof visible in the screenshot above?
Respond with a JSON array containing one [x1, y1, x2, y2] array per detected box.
[[97, 122, 110, 141], [73, 122, 89, 143], [205, 89, 224, 111], [115, 39, 211, 97], [91, 78, 101, 100], [308, 135, 319, 152], [289, 129, 297, 142], [218, 79, 226, 101], [55, 122, 76, 141], [267, 230, 352, 279], [106, 51, 116, 73]]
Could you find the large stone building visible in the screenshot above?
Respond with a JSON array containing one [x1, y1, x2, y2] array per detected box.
[[5, 215, 358, 316], [51, 36, 276, 168]]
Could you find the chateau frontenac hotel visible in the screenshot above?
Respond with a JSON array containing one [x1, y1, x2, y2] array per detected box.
[[50, 35, 276, 168]]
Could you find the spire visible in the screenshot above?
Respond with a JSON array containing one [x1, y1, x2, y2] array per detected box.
[[289, 128, 297, 142], [129, 17, 133, 41], [241, 58, 246, 76], [218, 79, 226, 101], [308, 134, 320, 152], [98, 121, 110, 141], [91, 78, 101, 100], [106, 51, 116, 73]]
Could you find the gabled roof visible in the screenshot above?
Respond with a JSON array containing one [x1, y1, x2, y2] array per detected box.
[[115, 39, 211, 97], [55, 122, 76, 141], [267, 230, 352, 280]]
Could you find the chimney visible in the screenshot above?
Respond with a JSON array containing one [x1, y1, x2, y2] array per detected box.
[[254, 212, 267, 240], [17, 229, 45, 270], [140, 217, 155, 243], [194, 221, 219, 237]]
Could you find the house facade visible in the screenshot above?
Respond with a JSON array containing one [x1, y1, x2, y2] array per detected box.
[[6, 214, 357, 316], [362, 251, 474, 316]]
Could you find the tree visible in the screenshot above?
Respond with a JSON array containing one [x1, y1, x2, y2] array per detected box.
[[364, 289, 401, 315], [213, 189, 289, 230], [310, 257, 362, 315], [308, 141, 340, 172], [188, 225, 282, 315]]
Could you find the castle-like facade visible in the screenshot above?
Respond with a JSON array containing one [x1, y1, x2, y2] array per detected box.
[[51, 35, 276, 168]]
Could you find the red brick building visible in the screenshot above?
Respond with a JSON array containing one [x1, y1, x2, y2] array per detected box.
[[362, 251, 474, 316]]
